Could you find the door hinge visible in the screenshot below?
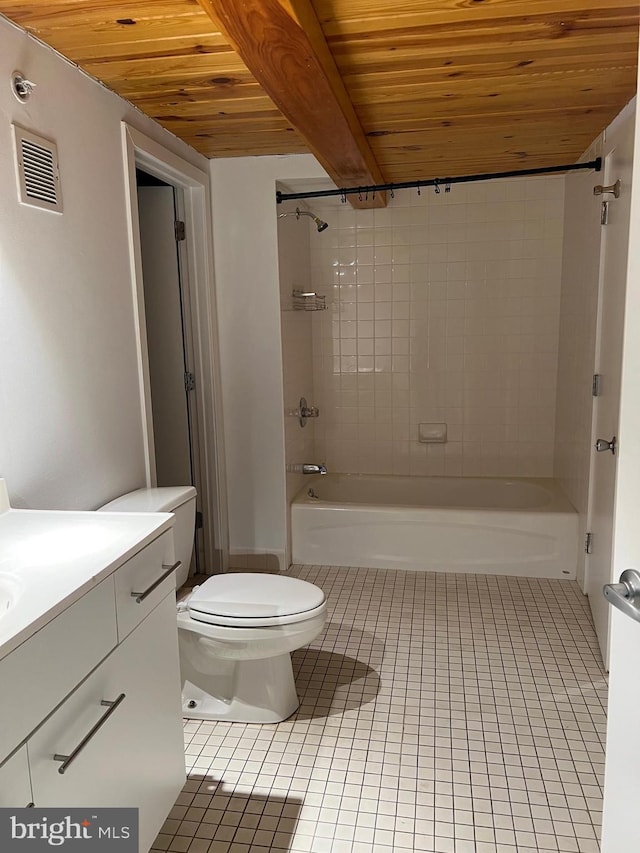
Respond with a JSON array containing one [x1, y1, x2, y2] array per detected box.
[[592, 374, 601, 397], [585, 532, 594, 555], [184, 372, 195, 392], [174, 220, 186, 242], [195, 511, 203, 530]]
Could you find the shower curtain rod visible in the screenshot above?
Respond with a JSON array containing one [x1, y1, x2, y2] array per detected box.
[[275, 157, 602, 204]]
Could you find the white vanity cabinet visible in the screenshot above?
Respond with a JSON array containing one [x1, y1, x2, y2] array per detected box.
[[0, 578, 118, 763], [29, 593, 184, 852], [0, 747, 32, 808], [0, 516, 185, 853]]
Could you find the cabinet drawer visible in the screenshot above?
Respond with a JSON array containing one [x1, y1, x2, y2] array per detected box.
[[0, 578, 117, 763], [114, 532, 176, 641], [28, 593, 185, 853], [0, 747, 32, 808]]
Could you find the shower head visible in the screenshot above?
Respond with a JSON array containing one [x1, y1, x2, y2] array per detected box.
[[278, 207, 329, 233]]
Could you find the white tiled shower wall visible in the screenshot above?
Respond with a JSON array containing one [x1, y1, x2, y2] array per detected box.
[[307, 177, 565, 477]]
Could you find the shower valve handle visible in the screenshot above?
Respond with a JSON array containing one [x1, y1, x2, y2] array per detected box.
[[298, 397, 319, 427]]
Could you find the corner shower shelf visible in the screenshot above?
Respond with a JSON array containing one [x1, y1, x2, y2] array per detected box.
[[283, 290, 327, 312]]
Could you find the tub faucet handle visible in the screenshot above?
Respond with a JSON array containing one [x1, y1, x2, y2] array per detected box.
[[302, 464, 327, 475]]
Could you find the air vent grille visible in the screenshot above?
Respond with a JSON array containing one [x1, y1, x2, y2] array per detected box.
[[12, 125, 62, 213]]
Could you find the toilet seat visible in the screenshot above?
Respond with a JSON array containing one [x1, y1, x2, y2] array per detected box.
[[186, 573, 326, 628]]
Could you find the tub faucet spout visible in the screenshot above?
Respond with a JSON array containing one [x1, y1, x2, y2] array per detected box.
[[302, 464, 327, 475]]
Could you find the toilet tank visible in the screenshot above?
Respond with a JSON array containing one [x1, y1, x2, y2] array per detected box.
[[98, 486, 197, 588]]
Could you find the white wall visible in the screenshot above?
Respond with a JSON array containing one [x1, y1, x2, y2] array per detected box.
[[0, 17, 208, 510], [209, 156, 327, 571], [553, 137, 604, 581], [554, 101, 636, 587], [277, 204, 316, 566], [309, 178, 565, 477]]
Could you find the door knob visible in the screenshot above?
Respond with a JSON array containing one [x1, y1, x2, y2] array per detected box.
[[603, 569, 640, 623], [595, 436, 617, 454], [593, 179, 621, 198]]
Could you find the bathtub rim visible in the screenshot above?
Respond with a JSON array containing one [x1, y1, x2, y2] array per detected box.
[[293, 473, 577, 515]]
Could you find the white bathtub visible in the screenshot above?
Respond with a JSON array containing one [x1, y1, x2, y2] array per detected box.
[[291, 474, 578, 579]]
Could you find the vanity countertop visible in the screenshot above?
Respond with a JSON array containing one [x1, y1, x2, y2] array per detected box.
[[0, 486, 173, 660]]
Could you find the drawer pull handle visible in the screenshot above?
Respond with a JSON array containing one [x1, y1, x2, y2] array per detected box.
[[131, 561, 181, 604], [53, 693, 126, 775]]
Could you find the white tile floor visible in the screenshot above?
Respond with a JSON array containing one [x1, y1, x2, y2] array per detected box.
[[153, 566, 608, 853]]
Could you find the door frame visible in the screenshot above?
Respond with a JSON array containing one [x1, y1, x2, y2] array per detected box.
[[121, 123, 228, 574]]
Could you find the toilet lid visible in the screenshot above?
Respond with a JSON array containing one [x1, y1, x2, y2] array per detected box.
[[187, 573, 326, 627]]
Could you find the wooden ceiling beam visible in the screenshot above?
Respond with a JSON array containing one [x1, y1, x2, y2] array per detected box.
[[195, 0, 386, 207]]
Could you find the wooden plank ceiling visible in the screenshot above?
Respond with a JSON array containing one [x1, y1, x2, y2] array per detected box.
[[0, 0, 638, 188]]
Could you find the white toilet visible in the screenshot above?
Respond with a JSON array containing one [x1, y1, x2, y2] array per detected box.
[[98, 486, 327, 723]]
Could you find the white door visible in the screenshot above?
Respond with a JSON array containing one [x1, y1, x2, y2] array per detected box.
[[600, 98, 640, 851], [585, 112, 636, 667]]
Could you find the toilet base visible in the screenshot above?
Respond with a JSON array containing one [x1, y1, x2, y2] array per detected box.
[[181, 653, 300, 723]]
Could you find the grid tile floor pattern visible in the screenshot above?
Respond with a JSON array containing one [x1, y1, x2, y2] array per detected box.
[[153, 566, 608, 853]]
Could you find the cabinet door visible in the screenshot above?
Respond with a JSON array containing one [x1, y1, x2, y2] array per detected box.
[[28, 594, 185, 853], [0, 747, 32, 807]]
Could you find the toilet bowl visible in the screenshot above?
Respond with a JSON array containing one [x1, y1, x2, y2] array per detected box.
[[98, 487, 327, 723], [178, 573, 327, 722]]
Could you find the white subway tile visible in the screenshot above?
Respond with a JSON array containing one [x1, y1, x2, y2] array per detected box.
[[309, 176, 563, 477]]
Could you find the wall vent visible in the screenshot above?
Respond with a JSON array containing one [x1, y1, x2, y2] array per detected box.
[[12, 125, 62, 213]]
